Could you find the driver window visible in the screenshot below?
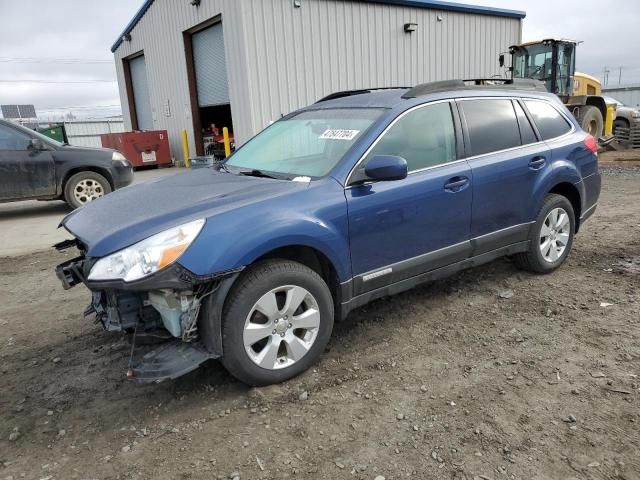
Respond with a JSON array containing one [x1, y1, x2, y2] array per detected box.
[[0, 125, 31, 151], [366, 102, 456, 172]]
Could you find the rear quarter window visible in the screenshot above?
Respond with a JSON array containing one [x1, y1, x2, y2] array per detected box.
[[460, 99, 521, 156], [524, 100, 573, 140]]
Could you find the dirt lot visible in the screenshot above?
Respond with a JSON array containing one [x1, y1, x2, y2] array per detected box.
[[1, 164, 639, 480]]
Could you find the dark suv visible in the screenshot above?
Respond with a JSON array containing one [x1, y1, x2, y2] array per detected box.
[[0, 119, 134, 209], [56, 80, 601, 386]]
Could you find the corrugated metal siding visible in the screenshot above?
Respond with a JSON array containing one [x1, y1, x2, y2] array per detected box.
[[603, 87, 640, 107], [113, 0, 251, 160], [241, 0, 521, 133], [63, 120, 126, 148], [113, 0, 521, 158]]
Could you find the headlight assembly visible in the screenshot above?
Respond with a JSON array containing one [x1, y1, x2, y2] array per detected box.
[[88, 219, 205, 282], [112, 151, 130, 167]]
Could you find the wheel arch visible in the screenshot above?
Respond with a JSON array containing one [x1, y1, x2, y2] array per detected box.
[[548, 182, 582, 233], [60, 166, 115, 194], [567, 95, 607, 125], [198, 244, 345, 359], [584, 96, 607, 124], [253, 245, 343, 311]]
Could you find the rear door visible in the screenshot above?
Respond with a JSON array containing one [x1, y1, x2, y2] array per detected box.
[[346, 101, 473, 295], [458, 98, 551, 253], [0, 123, 56, 201]]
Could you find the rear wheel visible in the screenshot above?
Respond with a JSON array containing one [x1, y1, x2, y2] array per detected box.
[[575, 105, 603, 138], [220, 260, 334, 386], [64, 171, 111, 209], [513, 194, 575, 274]]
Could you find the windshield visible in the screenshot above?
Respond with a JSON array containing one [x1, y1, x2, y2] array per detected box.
[[31, 127, 64, 147], [512, 42, 575, 96], [513, 44, 554, 82], [225, 108, 383, 178]]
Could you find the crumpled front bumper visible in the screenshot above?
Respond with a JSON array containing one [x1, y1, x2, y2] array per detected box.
[[55, 254, 86, 290], [53, 239, 243, 383]]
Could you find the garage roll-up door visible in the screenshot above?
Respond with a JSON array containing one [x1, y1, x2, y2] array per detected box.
[[192, 23, 229, 107], [129, 55, 153, 131]]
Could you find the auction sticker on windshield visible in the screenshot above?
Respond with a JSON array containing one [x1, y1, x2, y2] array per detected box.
[[320, 129, 360, 141]]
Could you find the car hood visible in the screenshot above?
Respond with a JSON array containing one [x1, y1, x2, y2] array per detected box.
[[61, 169, 306, 257]]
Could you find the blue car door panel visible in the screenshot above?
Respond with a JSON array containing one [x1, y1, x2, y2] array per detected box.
[[458, 98, 551, 254], [346, 101, 473, 296]]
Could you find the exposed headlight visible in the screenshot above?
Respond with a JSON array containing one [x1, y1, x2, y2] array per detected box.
[[88, 219, 205, 282], [631, 111, 640, 119], [112, 151, 130, 167]]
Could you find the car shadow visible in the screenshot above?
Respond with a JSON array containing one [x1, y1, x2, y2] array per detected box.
[[0, 200, 70, 221]]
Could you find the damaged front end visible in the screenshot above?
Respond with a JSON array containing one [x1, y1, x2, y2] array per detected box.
[[54, 239, 242, 383]]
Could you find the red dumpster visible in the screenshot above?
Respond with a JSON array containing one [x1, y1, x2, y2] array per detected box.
[[101, 131, 172, 169]]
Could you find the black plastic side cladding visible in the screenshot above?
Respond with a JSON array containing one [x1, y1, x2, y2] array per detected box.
[[199, 272, 241, 357]]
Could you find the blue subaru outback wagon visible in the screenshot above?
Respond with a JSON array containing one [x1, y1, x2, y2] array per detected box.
[[56, 79, 601, 386]]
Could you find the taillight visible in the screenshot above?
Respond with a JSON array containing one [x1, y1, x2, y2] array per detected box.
[[584, 135, 598, 154]]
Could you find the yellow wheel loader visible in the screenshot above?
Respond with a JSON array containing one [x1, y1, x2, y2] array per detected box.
[[500, 39, 615, 144]]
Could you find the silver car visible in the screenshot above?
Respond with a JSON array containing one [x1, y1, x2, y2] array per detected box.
[[604, 96, 640, 132]]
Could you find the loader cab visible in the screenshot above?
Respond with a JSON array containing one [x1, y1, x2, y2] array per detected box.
[[509, 39, 576, 100]]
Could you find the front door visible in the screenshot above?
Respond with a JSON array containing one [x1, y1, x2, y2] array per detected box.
[[0, 124, 56, 201], [346, 102, 472, 296]]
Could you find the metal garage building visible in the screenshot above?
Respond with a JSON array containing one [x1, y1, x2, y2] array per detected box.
[[603, 84, 640, 107], [112, 0, 525, 161]]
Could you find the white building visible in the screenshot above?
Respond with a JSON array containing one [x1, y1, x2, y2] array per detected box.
[[112, 0, 525, 160]]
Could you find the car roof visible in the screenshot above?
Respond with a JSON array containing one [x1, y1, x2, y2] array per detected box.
[[306, 80, 557, 111]]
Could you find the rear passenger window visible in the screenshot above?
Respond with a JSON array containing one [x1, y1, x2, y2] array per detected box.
[[524, 100, 572, 140], [461, 99, 521, 156], [367, 102, 456, 172], [514, 101, 538, 145]]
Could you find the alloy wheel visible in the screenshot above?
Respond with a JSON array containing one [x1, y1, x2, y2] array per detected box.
[[243, 285, 320, 370], [74, 179, 105, 204], [539, 207, 571, 263]]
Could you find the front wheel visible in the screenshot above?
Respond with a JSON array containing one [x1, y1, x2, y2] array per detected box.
[[64, 171, 112, 209], [513, 194, 575, 274], [220, 260, 334, 386]]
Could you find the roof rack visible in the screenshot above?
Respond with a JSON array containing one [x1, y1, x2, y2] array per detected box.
[[316, 87, 410, 104], [402, 78, 547, 99]]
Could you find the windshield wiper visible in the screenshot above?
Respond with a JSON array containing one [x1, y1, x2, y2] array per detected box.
[[239, 169, 280, 179], [213, 159, 231, 173]]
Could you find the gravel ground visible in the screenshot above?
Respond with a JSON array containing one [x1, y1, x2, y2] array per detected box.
[[0, 166, 638, 480]]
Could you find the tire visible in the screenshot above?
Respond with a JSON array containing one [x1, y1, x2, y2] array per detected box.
[[220, 260, 334, 386], [513, 194, 575, 274], [614, 118, 629, 136], [575, 105, 603, 138], [64, 171, 112, 209]]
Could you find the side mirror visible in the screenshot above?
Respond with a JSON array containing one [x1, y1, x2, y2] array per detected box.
[[499, 54, 505, 68], [29, 138, 44, 151], [364, 155, 408, 181]]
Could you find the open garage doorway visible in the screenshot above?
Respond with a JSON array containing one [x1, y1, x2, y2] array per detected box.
[[184, 18, 235, 158]]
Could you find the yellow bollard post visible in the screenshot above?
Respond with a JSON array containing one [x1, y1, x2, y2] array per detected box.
[[181, 128, 190, 168], [605, 105, 615, 137], [223, 127, 231, 158]]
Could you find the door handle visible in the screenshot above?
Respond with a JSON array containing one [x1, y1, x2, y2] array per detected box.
[[528, 156, 546, 170], [444, 176, 470, 192]]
